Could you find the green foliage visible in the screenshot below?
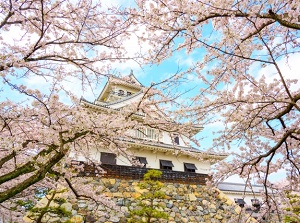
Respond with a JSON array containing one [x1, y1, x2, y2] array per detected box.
[[26, 189, 72, 222], [127, 170, 169, 223], [14, 188, 50, 212], [27, 205, 72, 223], [284, 191, 300, 223], [54, 197, 67, 205], [16, 199, 35, 211], [30, 205, 72, 217]]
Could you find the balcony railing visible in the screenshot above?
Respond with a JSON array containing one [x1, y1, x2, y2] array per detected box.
[[72, 162, 209, 185]]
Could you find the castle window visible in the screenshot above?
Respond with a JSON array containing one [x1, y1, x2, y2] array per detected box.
[[251, 199, 261, 212], [136, 128, 158, 140], [160, 160, 174, 170], [174, 136, 180, 145], [251, 199, 260, 207], [184, 163, 197, 172], [118, 89, 124, 96], [146, 128, 157, 140], [127, 91, 132, 96], [100, 152, 116, 165], [134, 156, 148, 167], [234, 198, 246, 208]]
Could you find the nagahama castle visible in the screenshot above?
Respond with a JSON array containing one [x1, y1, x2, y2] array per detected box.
[[77, 73, 226, 183], [75, 72, 263, 212]]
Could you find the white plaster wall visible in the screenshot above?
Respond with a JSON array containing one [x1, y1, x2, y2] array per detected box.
[[113, 85, 140, 94], [109, 92, 143, 109], [161, 131, 189, 147], [181, 135, 191, 147], [127, 129, 190, 148], [79, 147, 211, 174], [69, 152, 88, 162], [130, 148, 211, 174]]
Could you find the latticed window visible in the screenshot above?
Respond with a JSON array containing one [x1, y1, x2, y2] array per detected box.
[[100, 152, 116, 165], [146, 128, 156, 139], [118, 89, 124, 96], [160, 160, 174, 170], [133, 156, 148, 167], [234, 198, 246, 208], [136, 128, 146, 138], [135, 128, 158, 140], [184, 163, 197, 172], [174, 136, 180, 145], [251, 199, 261, 212]]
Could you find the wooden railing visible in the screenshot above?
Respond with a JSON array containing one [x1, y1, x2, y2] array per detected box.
[[72, 162, 209, 185]]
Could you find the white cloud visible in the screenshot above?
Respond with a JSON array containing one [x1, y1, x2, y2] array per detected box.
[[174, 53, 196, 68], [224, 174, 248, 183], [100, 0, 136, 9], [0, 25, 39, 46], [224, 169, 286, 184], [268, 168, 287, 183], [258, 53, 300, 92], [24, 74, 103, 104]]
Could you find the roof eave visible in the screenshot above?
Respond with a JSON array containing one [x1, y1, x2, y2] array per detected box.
[[80, 97, 145, 120]]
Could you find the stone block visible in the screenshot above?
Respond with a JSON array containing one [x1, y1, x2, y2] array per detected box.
[[181, 217, 188, 223], [134, 186, 147, 194], [109, 216, 120, 223], [197, 205, 204, 211], [86, 215, 97, 223], [166, 201, 173, 208], [132, 192, 141, 198], [78, 201, 87, 208], [188, 193, 197, 201], [120, 206, 128, 213], [123, 192, 131, 198], [215, 214, 223, 220], [210, 204, 216, 210], [109, 179, 116, 185], [70, 215, 84, 223], [104, 192, 112, 197], [112, 192, 123, 198], [61, 202, 73, 212]]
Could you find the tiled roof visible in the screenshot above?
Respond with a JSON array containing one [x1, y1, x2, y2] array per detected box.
[[217, 182, 263, 193], [123, 137, 227, 160], [80, 97, 145, 116]]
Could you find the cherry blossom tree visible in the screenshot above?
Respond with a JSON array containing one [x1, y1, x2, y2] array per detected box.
[[2, 0, 299, 221], [0, 91, 146, 221], [0, 3, 198, 222], [129, 0, 300, 219], [0, 0, 150, 221]]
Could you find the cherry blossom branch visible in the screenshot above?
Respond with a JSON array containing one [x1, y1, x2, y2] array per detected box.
[[241, 129, 300, 170]]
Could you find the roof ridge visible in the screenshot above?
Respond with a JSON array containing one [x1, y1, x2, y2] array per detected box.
[[109, 71, 144, 87]]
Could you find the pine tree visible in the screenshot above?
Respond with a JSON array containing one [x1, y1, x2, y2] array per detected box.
[[127, 170, 169, 223], [284, 191, 300, 223]]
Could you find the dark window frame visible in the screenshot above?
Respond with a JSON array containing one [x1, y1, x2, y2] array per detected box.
[[251, 199, 261, 210], [134, 156, 148, 167], [174, 136, 180, 145], [100, 152, 117, 165], [184, 163, 197, 172], [160, 160, 174, 170], [234, 198, 246, 208], [118, 89, 124, 96], [251, 199, 260, 205]]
